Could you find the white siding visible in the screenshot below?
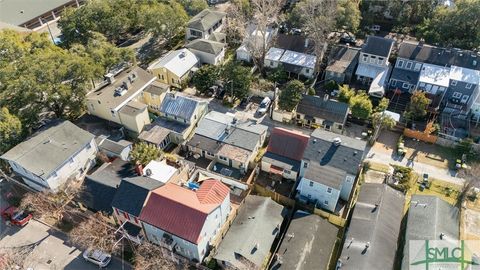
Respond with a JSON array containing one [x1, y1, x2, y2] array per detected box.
[[296, 178, 340, 212], [9, 139, 97, 191]]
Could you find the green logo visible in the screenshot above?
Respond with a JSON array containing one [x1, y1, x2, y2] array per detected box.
[[410, 240, 480, 270]]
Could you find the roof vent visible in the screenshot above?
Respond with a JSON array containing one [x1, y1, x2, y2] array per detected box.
[[324, 94, 329, 101], [128, 72, 137, 83], [145, 168, 152, 176], [353, 151, 358, 156], [179, 51, 186, 59], [122, 81, 130, 90], [313, 139, 317, 144], [440, 233, 445, 240], [333, 137, 342, 146], [114, 87, 127, 96], [105, 73, 115, 84]]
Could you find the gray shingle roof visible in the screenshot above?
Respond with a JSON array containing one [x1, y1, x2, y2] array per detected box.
[[338, 184, 405, 270], [362, 36, 394, 58], [186, 134, 222, 154], [138, 125, 171, 145], [185, 39, 225, 55], [296, 95, 349, 124], [194, 111, 267, 151], [96, 136, 132, 156], [119, 101, 147, 116], [86, 67, 155, 110], [326, 45, 360, 74], [77, 159, 136, 214], [401, 195, 459, 270], [398, 41, 480, 70], [111, 176, 164, 217], [1, 121, 94, 178], [262, 152, 301, 172], [0, 0, 73, 25], [209, 32, 226, 43], [304, 163, 347, 188], [187, 9, 226, 31], [275, 34, 316, 54], [159, 93, 200, 120], [214, 195, 285, 269], [302, 129, 366, 184], [271, 211, 338, 270], [389, 67, 420, 84]]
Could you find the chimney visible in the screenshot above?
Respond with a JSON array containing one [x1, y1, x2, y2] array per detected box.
[[305, 38, 309, 48], [135, 164, 143, 176]]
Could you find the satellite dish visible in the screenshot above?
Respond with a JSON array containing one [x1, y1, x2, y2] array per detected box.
[[145, 168, 152, 176]]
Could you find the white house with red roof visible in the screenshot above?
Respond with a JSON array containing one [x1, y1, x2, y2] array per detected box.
[[261, 128, 310, 181], [139, 179, 230, 261]]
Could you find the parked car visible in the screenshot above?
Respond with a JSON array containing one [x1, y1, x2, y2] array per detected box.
[[257, 97, 271, 115], [1, 206, 32, 226], [339, 33, 356, 44], [83, 249, 112, 268], [239, 95, 253, 109]]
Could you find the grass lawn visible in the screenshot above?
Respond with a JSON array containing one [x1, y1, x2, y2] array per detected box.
[[363, 161, 391, 173], [410, 177, 461, 205]]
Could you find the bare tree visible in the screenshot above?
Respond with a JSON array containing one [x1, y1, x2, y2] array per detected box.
[[69, 212, 120, 254], [0, 246, 34, 269], [228, 0, 286, 73], [20, 180, 83, 223], [457, 162, 480, 207], [134, 241, 186, 270], [292, 0, 336, 68]]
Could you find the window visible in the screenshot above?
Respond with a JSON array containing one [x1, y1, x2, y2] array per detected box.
[[97, 100, 101, 104], [219, 156, 228, 161], [111, 110, 116, 117], [414, 63, 421, 71], [426, 84, 432, 92], [461, 95, 469, 103], [390, 79, 397, 87], [172, 78, 175, 84], [283, 169, 291, 174], [303, 162, 308, 168], [406, 62, 413, 69], [123, 212, 129, 220], [410, 84, 415, 91], [362, 55, 368, 62], [115, 208, 119, 216], [86, 142, 92, 150], [305, 69, 311, 74], [327, 187, 332, 193], [452, 92, 462, 98], [134, 217, 139, 224], [402, 82, 409, 89], [397, 60, 404, 68], [451, 80, 457, 86], [309, 181, 314, 187], [324, 200, 329, 205], [419, 82, 425, 87], [466, 83, 472, 89]]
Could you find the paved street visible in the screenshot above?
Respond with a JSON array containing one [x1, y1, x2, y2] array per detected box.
[[0, 181, 131, 270]]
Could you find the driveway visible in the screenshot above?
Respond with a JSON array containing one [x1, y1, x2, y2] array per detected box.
[[366, 131, 465, 186]]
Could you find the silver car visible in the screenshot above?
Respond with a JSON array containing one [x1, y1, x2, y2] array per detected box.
[[83, 249, 112, 268]]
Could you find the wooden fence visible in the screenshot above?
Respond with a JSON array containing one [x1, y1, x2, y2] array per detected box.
[[403, 128, 438, 143]]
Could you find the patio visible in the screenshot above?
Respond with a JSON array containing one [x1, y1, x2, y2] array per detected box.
[[255, 171, 296, 198], [211, 162, 244, 180]]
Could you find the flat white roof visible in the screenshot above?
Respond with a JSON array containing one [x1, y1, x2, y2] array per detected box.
[[419, 63, 450, 87], [279, 50, 316, 69], [143, 160, 178, 184], [368, 68, 388, 96], [449, 65, 479, 85], [356, 63, 386, 79], [265, 47, 285, 62]]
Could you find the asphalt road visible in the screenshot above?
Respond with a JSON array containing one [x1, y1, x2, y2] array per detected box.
[[0, 181, 132, 270]]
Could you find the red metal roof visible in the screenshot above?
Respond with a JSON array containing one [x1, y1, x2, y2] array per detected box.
[[139, 179, 229, 244], [267, 128, 310, 161]]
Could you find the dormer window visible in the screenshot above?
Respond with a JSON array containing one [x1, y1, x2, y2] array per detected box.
[[406, 62, 413, 69], [397, 60, 404, 68], [451, 80, 457, 86]]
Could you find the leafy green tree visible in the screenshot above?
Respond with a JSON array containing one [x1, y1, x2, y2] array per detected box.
[[0, 108, 22, 154], [179, 0, 208, 16], [130, 142, 162, 166], [267, 66, 288, 84], [222, 62, 252, 101], [69, 32, 135, 75], [376, 97, 390, 113], [349, 92, 373, 120], [418, 0, 480, 49], [407, 91, 429, 120], [337, 84, 355, 103], [0, 31, 99, 126], [58, 0, 144, 46], [336, 0, 361, 32], [307, 87, 316, 95], [191, 65, 220, 94], [143, 1, 189, 42], [370, 112, 396, 144], [278, 80, 305, 112]]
